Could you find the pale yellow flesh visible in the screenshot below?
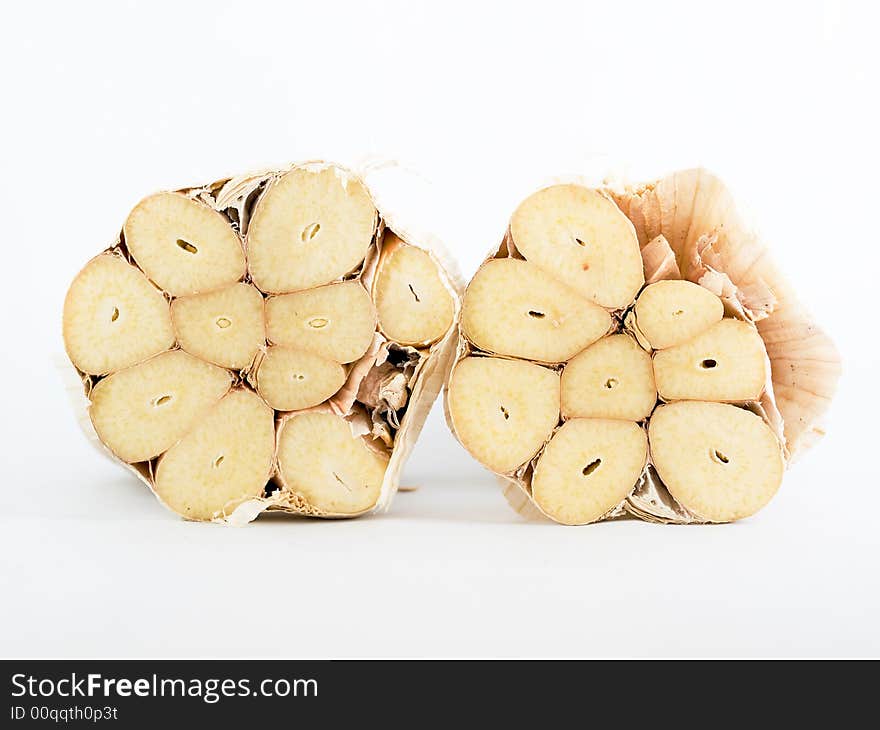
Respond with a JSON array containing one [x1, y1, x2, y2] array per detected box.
[[561, 334, 656, 421], [265, 281, 376, 364], [461, 258, 611, 363], [89, 350, 232, 463], [63, 254, 174, 376], [649, 401, 784, 522], [634, 280, 724, 349], [123, 192, 245, 297], [255, 346, 346, 411], [247, 165, 377, 294], [447, 357, 560, 474], [154, 389, 274, 521], [532, 419, 648, 525], [653, 319, 768, 402], [509, 184, 644, 309], [374, 234, 455, 346], [172, 282, 266, 370], [276, 411, 388, 514]]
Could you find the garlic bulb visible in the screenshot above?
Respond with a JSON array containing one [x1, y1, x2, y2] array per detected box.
[[63, 162, 461, 523]]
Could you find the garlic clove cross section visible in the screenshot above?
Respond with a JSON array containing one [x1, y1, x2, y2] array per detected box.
[[509, 184, 644, 309], [447, 356, 560, 474], [532, 418, 648, 525], [373, 233, 456, 347], [461, 258, 611, 363], [265, 281, 376, 364], [89, 350, 233, 464], [154, 388, 274, 521], [653, 319, 768, 402], [648, 401, 784, 522]]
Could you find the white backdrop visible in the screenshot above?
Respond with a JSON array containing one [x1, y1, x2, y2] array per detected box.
[[1, 0, 878, 657]]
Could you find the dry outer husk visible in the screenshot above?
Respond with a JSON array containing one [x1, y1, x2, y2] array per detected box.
[[445, 168, 840, 525], [63, 161, 463, 524]]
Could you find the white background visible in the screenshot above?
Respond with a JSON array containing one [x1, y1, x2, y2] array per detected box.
[[1, 0, 878, 658]]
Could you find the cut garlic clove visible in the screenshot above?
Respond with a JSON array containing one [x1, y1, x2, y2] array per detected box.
[[154, 389, 274, 521], [247, 165, 377, 294], [276, 411, 388, 515], [265, 281, 376, 364], [123, 192, 245, 297], [649, 401, 784, 522], [509, 184, 643, 309], [561, 334, 656, 421], [63, 254, 174, 376], [447, 356, 560, 474], [653, 318, 768, 402], [532, 418, 647, 525], [634, 280, 724, 349], [171, 282, 265, 370], [461, 258, 611, 363], [373, 232, 456, 347], [89, 350, 233, 463], [255, 346, 346, 411]]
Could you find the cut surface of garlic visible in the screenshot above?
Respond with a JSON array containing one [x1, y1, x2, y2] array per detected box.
[[447, 356, 560, 474], [266, 281, 376, 364], [653, 319, 768, 402], [172, 282, 265, 370], [461, 258, 611, 363], [254, 345, 346, 412], [123, 192, 246, 297], [509, 184, 644, 309], [374, 232, 456, 347], [649, 401, 784, 522], [276, 411, 389, 515], [64, 162, 461, 523], [445, 170, 822, 527], [634, 279, 724, 349], [532, 418, 648, 525], [561, 334, 656, 421], [89, 350, 232, 464], [247, 165, 377, 294], [63, 254, 175, 376], [155, 389, 274, 521]]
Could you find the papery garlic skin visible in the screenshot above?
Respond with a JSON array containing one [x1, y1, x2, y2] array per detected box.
[[610, 168, 840, 460]]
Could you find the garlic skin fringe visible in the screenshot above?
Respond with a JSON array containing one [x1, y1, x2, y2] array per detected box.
[[446, 170, 840, 525], [63, 162, 462, 524]]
